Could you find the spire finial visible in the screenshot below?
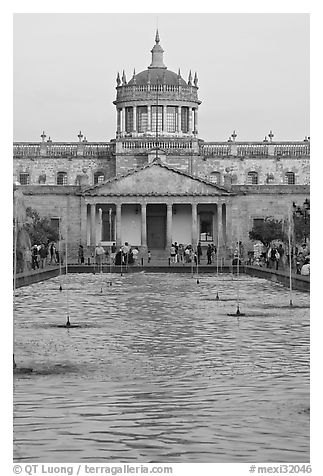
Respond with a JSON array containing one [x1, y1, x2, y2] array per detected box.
[[41, 131, 46, 142], [188, 70, 192, 85], [78, 130, 83, 142], [155, 29, 160, 44]]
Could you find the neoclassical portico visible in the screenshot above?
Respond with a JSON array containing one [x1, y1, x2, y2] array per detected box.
[[82, 161, 233, 250]]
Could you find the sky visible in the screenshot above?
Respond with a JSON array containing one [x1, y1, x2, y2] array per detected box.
[[13, 13, 310, 142]]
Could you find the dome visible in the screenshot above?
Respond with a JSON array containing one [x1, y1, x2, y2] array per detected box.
[[128, 69, 187, 86]]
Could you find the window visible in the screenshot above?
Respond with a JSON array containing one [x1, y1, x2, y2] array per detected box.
[[210, 171, 221, 185], [137, 106, 148, 132], [38, 174, 46, 184], [50, 218, 60, 234], [247, 171, 258, 185], [181, 107, 189, 133], [166, 106, 177, 132], [57, 172, 67, 185], [151, 105, 163, 133], [125, 107, 133, 132], [285, 172, 295, 185], [94, 172, 105, 185], [199, 213, 213, 242], [253, 218, 264, 228], [19, 173, 30, 185]]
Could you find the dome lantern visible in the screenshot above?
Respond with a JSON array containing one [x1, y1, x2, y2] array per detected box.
[[148, 29, 167, 69]]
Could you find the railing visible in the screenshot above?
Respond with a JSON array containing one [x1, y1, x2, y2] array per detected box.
[[121, 140, 194, 150], [13, 140, 310, 158], [116, 84, 199, 102], [200, 142, 310, 157], [13, 142, 115, 158]]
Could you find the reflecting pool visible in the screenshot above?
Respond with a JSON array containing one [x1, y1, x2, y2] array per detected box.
[[13, 272, 310, 463]]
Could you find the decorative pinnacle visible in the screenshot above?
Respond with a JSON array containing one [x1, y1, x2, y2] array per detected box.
[[188, 70, 192, 85], [122, 70, 127, 84], [178, 68, 181, 77], [231, 130, 237, 141], [268, 130, 274, 142], [41, 131, 46, 142], [116, 72, 121, 86], [263, 136, 268, 143], [78, 130, 83, 142], [155, 29, 160, 44], [194, 72, 198, 86]]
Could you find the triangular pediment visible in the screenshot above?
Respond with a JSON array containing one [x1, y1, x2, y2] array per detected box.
[[83, 162, 232, 196]]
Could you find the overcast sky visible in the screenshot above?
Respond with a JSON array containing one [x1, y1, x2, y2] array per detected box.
[[13, 13, 309, 142]]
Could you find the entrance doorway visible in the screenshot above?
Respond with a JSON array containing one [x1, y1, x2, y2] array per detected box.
[[146, 204, 166, 249]]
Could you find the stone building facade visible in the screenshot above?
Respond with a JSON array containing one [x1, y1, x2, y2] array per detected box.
[[13, 31, 310, 260]]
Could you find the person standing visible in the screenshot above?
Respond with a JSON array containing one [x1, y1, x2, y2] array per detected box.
[[170, 244, 176, 263], [39, 243, 47, 269], [206, 244, 212, 265], [197, 242, 202, 265], [31, 245, 39, 270], [111, 242, 116, 264]]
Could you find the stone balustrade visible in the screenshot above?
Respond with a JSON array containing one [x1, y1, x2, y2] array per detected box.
[[116, 84, 199, 103], [200, 141, 310, 158], [14, 142, 115, 158], [13, 140, 310, 158]]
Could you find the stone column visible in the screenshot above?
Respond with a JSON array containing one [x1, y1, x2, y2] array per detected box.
[[222, 203, 227, 244], [191, 202, 198, 246], [166, 203, 173, 248], [80, 198, 87, 246], [141, 203, 147, 247], [225, 201, 232, 246], [117, 109, 121, 135], [133, 106, 137, 132], [147, 105, 151, 132], [116, 203, 122, 248], [90, 203, 96, 246], [178, 106, 182, 133], [217, 202, 223, 248], [121, 108, 125, 134], [188, 107, 193, 134], [163, 105, 167, 133], [194, 108, 198, 134]]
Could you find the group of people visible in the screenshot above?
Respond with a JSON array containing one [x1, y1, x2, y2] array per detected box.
[[93, 242, 139, 267], [169, 242, 217, 265], [26, 242, 61, 271], [250, 241, 310, 275]]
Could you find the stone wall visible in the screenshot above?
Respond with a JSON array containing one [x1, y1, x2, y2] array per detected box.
[[14, 157, 116, 186], [192, 155, 310, 186]]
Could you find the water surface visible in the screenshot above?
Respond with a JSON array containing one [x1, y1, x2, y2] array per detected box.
[[13, 272, 310, 462]]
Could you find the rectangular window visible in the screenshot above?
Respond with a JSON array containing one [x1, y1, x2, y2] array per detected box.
[[50, 218, 60, 234], [166, 106, 177, 132], [151, 105, 163, 133], [253, 218, 264, 228], [125, 107, 133, 133], [181, 107, 189, 133], [137, 106, 148, 132], [19, 173, 30, 185]]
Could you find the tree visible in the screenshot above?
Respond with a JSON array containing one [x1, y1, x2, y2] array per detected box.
[[249, 218, 285, 247], [24, 207, 59, 245]]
